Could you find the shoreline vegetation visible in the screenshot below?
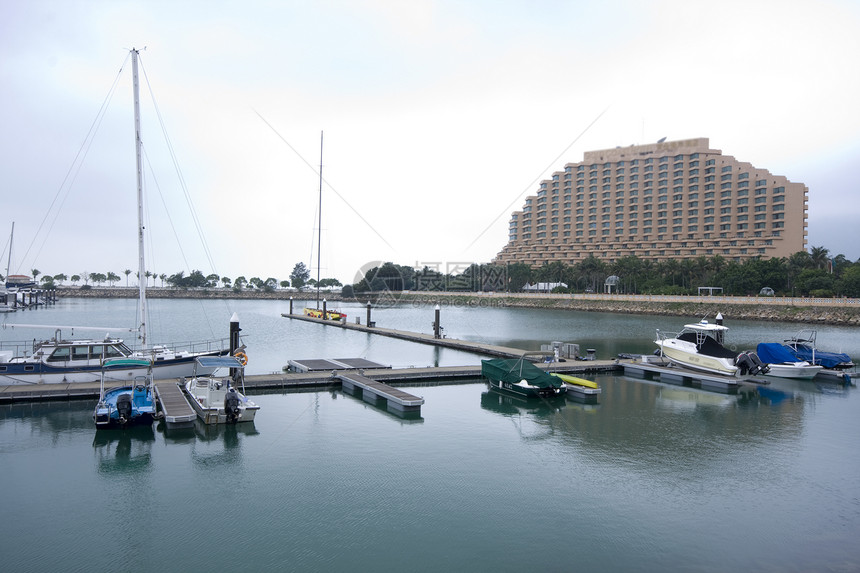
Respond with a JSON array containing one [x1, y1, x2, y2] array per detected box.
[[54, 287, 860, 326]]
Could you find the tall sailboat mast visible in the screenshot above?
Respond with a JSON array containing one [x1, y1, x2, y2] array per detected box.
[[5, 221, 14, 280], [315, 130, 323, 308], [131, 48, 147, 348]]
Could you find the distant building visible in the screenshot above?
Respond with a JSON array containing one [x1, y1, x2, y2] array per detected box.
[[493, 138, 808, 267], [523, 282, 567, 293]]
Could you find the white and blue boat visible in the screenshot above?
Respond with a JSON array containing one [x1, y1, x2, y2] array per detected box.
[[93, 358, 156, 427]]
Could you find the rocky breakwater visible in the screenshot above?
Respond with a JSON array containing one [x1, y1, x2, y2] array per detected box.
[[388, 292, 860, 326]]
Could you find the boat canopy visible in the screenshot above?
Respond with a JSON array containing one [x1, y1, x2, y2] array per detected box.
[[195, 356, 245, 369], [481, 358, 563, 389], [756, 343, 802, 364], [789, 344, 852, 369]]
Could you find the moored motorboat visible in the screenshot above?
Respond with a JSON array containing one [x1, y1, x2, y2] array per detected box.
[[655, 316, 768, 377], [93, 358, 156, 427], [783, 330, 854, 370], [756, 343, 823, 379], [481, 354, 566, 398], [185, 356, 259, 424]]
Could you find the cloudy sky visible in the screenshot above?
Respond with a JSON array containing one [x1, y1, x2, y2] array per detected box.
[[2, 0, 859, 286]]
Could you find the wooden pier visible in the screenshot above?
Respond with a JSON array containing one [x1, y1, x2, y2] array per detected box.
[[335, 372, 425, 414], [154, 381, 196, 429]]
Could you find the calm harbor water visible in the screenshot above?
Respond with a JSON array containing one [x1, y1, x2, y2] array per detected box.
[[2, 298, 859, 571]]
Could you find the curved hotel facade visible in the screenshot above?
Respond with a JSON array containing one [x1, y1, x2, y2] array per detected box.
[[493, 138, 808, 266]]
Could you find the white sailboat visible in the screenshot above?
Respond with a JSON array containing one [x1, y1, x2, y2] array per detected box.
[[1, 48, 229, 386], [303, 131, 346, 321]]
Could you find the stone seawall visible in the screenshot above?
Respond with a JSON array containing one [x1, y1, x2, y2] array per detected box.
[[55, 288, 860, 325], [389, 293, 860, 326]]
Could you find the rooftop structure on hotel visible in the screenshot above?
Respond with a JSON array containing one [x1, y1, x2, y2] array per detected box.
[[493, 138, 808, 266]]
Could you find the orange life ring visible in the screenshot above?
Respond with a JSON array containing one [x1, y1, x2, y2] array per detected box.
[[234, 351, 248, 366]]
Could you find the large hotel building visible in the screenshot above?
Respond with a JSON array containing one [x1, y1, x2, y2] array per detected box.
[[493, 138, 808, 266]]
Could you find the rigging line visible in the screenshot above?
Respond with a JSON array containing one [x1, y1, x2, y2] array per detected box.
[[139, 56, 234, 326], [254, 109, 396, 251], [20, 52, 132, 273], [139, 56, 220, 278], [140, 145, 191, 270], [463, 105, 611, 253], [141, 145, 225, 339]]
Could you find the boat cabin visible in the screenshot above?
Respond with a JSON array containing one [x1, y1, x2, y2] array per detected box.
[[40, 340, 133, 363]]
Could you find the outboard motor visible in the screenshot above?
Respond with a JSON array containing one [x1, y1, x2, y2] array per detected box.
[[735, 352, 769, 376], [748, 352, 769, 375], [116, 393, 133, 424], [224, 388, 241, 423]]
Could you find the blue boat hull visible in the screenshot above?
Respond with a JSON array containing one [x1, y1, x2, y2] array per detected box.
[[94, 385, 155, 427]]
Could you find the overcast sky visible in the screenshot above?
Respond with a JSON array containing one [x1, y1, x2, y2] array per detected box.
[[2, 0, 859, 286]]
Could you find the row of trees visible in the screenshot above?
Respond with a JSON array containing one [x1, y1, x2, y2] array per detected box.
[[10, 247, 858, 297], [348, 247, 860, 298], [5, 263, 342, 293]]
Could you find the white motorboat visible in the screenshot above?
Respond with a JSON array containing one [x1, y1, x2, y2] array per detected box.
[[655, 317, 768, 377], [185, 356, 259, 424], [756, 343, 823, 379]]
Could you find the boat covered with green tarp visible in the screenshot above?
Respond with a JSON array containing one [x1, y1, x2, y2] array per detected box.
[[481, 357, 566, 398]]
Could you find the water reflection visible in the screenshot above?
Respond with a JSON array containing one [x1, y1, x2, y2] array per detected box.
[[480, 388, 566, 440], [190, 421, 259, 467], [92, 423, 155, 474]]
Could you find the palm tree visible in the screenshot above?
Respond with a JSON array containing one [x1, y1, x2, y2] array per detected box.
[[31, 269, 40, 283], [124, 269, 132, 286], [810, 246, 830, 270]]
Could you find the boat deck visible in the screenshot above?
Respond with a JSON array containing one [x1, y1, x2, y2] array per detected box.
[[154, 381, 196, 428]]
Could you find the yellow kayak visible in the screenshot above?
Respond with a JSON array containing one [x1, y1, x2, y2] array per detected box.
[[551, 373, 599, 389]]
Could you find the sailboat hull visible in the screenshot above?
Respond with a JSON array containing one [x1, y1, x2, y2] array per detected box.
[[0, 349, 226, 385]]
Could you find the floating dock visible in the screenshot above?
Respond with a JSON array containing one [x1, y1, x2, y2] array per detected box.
[[335, 372, 425, 415], [623, 357, 743, 393], [153, 381, 196, 429], [0, 361, 621, 403], [282, 312, 529, 359], [287, 357, 390, 373]]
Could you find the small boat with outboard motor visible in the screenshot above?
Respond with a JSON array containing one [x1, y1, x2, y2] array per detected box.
[[93, 358, 156, 427], [185, 355, 259, 424], [755, 343, 823, 379]]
